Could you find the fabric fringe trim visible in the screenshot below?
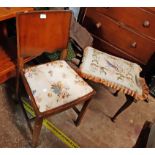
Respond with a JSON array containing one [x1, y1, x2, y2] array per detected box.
[[79, 71, 149, 101]]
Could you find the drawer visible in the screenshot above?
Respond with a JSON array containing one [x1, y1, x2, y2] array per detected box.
[[94, 7, 155, 40], [82, 10, 155, 64], [93, 35, 143, 64]]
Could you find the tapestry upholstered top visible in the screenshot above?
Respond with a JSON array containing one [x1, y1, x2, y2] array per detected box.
[[79, 47, 148, 100], [24, 60, 93, 112]]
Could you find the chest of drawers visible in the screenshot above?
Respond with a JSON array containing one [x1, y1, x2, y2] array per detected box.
[[79, 7, 155, 65]]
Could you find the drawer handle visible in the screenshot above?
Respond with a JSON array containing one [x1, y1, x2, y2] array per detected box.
[[143, 20, 150, 27], [96, 22, 102, 28], [131, 42, 137, 48]]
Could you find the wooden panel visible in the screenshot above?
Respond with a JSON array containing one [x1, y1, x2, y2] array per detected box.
[[82, 9, 155, 64], [95, 7, 155, 40], [16, 10, 72, 57], [0, 69, 15, 84], [143, 7, 155, 13], [3, 36, 33, 63], [0, 7, 34, 21]]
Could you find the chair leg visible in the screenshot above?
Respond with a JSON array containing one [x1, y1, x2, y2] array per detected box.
[[74, 98, 91, 127], [16, 69, 20, 101], [32, 117, 43, 147], [20, 102, 33, 134], [111, 94, 134, 122]]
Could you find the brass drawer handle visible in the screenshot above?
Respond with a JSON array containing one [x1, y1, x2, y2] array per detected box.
[[96, 22, 102, 28], [143, 20, 150, 27], [131, 42, 137, 48]]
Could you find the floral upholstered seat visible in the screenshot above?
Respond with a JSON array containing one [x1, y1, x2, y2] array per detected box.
[[24, 60, 93, 112], [79, 47, 148, 100]]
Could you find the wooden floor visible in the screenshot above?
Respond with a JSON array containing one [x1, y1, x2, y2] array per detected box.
[[0, 79, 155, 147]]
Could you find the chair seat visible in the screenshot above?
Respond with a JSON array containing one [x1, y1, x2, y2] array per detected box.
[[24, 60, 93, 112], [79, 47, 148, 100]]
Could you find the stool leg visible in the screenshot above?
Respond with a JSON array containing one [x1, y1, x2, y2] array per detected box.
[[113, 90, 120, 97], [144, 98, 149, 103], [74, 98, 91, 126], [111, 94, 134, 122], [32, 117, 43, 147]]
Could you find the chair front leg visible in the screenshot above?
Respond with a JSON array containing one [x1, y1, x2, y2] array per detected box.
[[32, 117, 43, 147], [74, 98, 91, 127]]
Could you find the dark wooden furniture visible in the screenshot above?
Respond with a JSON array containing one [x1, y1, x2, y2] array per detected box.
[[0, 7, 33, 84], [133, 121, 153, 148], [79, 7, 155, 65], [78, 7, 152, 121], [16, 10, 95, 147]]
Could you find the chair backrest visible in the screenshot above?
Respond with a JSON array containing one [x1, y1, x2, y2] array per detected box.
[[16, 10, 72, 57]]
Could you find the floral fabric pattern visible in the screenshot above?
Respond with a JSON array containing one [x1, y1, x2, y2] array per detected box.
[[80, 47, 145, 97], [24, 60, 93, 112]]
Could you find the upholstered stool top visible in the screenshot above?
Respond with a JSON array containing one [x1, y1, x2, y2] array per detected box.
[[79, 47, 149, 100], [24, 60, 93, 112]]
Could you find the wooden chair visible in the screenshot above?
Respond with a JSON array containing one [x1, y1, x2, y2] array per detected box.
[[16, 10, 95, 147], [79, 47, 149, 122]]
